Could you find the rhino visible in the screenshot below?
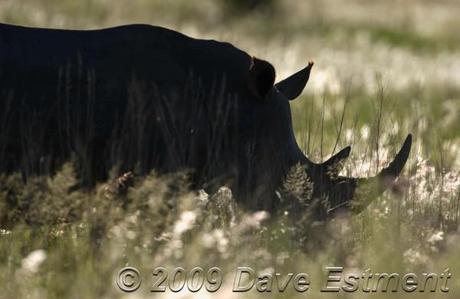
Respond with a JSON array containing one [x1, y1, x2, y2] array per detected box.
[[0, 23, 411, 216]]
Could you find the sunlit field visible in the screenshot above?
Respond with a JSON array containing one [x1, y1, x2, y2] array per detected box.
[[0, 1, 459, 298]]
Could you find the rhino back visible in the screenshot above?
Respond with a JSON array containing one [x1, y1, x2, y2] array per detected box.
[[0, 23, 252, 181], [0, 23, 251, 91]]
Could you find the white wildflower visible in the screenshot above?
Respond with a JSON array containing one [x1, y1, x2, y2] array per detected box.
[[428, 231, 444, 244], [201, 229, 229, 253], [360, 125, 370, 140], [403, 248, 428, 266], [0, 229, 11, 235], [21, 249, 47, 273], [345, 128, 354, 144], [197, 189, 209, 206], [242, 211, 269, 229], [126, 230, 137, 240], [202, 233, 215, 248], [173, 211, 197, 235]]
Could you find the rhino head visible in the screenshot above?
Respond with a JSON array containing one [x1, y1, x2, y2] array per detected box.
[[246, 59, 412, 217], [302, 133, 412, 218]]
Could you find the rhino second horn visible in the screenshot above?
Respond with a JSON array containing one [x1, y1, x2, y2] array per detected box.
[[322, 145, 351, 177]]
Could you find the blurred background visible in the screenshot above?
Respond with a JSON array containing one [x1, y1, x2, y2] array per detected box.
[[1, 1, 459, 298], [2, 0, 458, 161]]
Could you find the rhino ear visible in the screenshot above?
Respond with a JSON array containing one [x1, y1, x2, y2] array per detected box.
[[275, 61, 314, 100], [248, 57, 276, 100]]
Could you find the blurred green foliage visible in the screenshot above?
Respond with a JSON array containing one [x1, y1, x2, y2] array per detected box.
[[219, 0, 278, 15]]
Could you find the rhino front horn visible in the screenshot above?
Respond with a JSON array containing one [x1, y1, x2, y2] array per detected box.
[[376, 133, 412, 183], [350, 134, 412, 213]]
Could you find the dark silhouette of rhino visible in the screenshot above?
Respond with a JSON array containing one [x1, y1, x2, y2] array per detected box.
[[0, 23, 411, 216]]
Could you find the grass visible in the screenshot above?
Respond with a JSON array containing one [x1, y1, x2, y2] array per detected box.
[[0, 0, 460, 298]]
